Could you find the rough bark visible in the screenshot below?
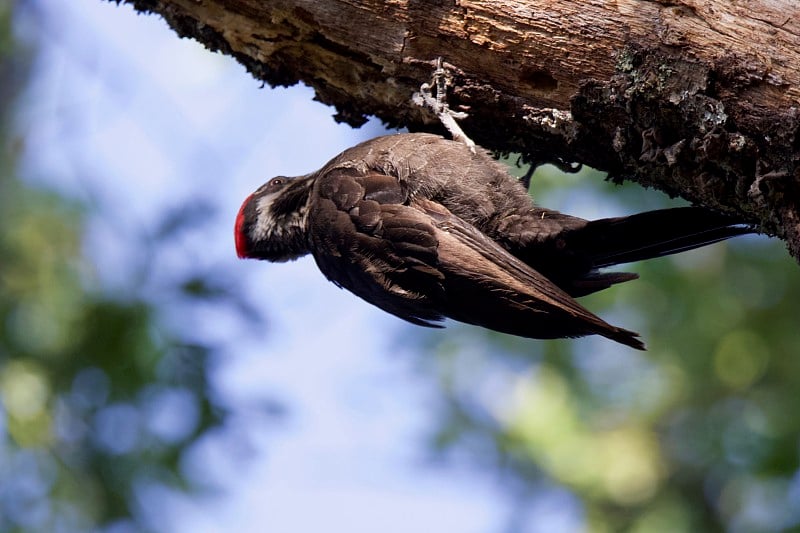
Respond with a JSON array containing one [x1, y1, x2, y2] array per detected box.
[[120, 0, 800, 259]]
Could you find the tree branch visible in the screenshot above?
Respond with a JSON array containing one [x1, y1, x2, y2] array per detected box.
[[119, 0, 800, 259]]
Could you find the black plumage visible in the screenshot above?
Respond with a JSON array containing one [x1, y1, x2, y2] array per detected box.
[[235, 133, 754, 349]]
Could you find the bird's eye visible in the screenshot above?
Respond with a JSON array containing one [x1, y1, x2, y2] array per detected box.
[[261, 176, 288, 194]]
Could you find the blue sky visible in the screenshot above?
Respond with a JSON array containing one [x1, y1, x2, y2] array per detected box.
[[12, 1, 581, 531]]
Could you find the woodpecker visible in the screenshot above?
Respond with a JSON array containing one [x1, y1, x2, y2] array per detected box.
[[235, 133, 754, 350]]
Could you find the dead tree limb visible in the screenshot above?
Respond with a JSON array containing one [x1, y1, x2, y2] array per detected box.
[[119, 0, 800, 259]]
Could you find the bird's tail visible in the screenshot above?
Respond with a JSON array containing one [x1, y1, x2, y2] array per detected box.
[[573, 207, 754, 268], [540, 207, 756, 296]]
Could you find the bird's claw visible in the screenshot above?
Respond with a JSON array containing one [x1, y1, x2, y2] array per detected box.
[[412, 57, 476, 153]]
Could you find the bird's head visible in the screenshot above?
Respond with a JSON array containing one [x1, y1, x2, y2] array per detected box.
[[234, 175, 314, 262]]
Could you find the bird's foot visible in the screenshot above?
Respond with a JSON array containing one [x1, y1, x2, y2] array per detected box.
[[412, 57, 476, 153]]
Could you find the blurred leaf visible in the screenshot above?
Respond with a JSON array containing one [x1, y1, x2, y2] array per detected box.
[[0, 5, 259, 530]]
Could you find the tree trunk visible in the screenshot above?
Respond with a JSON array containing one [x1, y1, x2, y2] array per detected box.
[[121, 0, 800, 259]]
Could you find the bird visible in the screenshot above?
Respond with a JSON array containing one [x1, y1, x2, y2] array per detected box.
[[235, 132, 754, 350]]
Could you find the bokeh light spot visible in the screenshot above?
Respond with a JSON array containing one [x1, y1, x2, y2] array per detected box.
[[713, 330, 769, 390], [93, 403, 141, 455], [600, 428, 663, 505], [0, 360, 50, 421]]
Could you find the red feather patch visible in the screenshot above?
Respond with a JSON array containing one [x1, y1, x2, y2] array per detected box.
[[234, 194, 253, 258]]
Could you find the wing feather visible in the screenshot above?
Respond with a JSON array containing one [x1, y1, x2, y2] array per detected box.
[[308, 169, 446, 327], [414, 198, 644, 349], [307, 168, 643, 349]]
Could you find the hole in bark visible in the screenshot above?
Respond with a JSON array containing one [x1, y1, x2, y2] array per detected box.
[[520, 68, 558, 92]]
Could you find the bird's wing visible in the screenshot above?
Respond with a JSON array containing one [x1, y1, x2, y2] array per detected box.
[[307, 168, 446, 327], [414, 198, 644, 349], [307, 168, 643, 349]]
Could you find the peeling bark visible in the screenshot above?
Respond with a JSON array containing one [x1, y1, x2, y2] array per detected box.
[[118, 0, 800, 259]]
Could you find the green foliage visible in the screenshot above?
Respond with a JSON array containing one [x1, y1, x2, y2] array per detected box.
[[0, 7, 244, 530], [0, 180, 227, 530], [414, 164, 800, 531]]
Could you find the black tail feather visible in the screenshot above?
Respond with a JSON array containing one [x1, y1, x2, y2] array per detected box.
[[568, 271, 640, 297], [571, 207, 755, 269], [527, 207, 756, 297]]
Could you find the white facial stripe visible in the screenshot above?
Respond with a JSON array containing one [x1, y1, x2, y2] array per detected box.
[[251, 193, 279, 241], [250, 189, 311, 241]]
